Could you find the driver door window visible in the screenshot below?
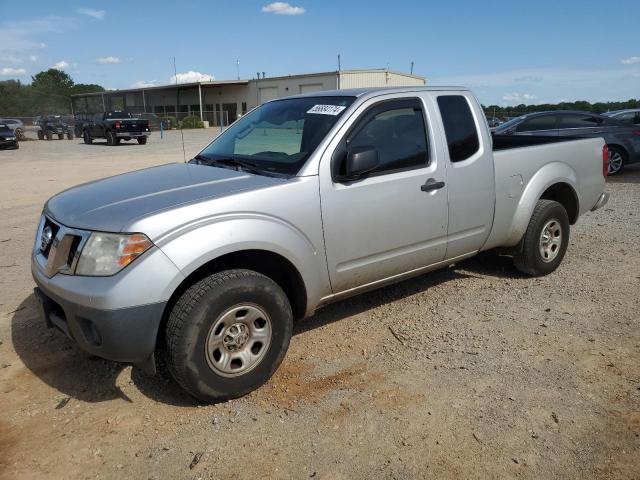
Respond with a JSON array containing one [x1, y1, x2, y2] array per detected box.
[[344, 102, 428, 176]]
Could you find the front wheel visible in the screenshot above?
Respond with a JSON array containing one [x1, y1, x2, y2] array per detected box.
[[57, 134, 64, 140], [164, 269, 293, 403], [513, 200, 570, 276], [45, 131, 52, 140], [37, 130, 44, 140], [83, 130, 92, 144], [67, 132, 74, 140], [137, 136, 147, 145]]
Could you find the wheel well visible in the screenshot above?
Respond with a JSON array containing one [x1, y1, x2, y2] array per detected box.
[[540, 183, 579, 224], [159, 250, 307, 345], [606, 144, 628, 162]]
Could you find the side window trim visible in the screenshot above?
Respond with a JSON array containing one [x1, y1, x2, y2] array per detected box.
[[331, 98, 430, 182]]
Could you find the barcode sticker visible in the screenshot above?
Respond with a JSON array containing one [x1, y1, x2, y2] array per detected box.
[[307, 105, 347, 115]]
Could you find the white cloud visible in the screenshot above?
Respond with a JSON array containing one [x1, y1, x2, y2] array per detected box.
[[621, 56, 640, 65], [76, 8, 105, 19], [0, 54, 22, 63], [261, 2, 305, 15], [502, 92, 538, 103], [97, 56, 120, 64], [51, 60, 69, 70], [29, 55, 38, 62], [131, 80, 160, 88], [169, 71, 215, 84], [0, 67, 27, 76]]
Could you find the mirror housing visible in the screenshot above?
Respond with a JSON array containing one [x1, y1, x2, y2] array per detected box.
[[344, 145, 379, 179]]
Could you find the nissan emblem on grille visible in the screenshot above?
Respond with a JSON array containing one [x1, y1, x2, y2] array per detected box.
[[41, 225, 53, 251]]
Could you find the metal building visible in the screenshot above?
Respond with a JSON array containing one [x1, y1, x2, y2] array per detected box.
[[71, 69, 426, 127]]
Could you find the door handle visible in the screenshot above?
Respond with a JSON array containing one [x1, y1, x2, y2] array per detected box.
[[421, 179, 445, 192]]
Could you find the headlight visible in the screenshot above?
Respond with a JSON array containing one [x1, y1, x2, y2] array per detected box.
[[76, 232, 153, 276], [7, 136, 16, 140]]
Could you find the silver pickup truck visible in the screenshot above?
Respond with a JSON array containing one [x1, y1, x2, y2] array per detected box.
[[32, 87, 609, 402]]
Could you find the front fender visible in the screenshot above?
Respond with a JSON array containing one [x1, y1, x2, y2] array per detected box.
[[155, 213, 329, 312], [504, 162, 581, 246]]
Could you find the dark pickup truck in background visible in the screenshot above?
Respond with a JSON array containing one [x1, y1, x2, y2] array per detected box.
[[79, 111, 151, 146]]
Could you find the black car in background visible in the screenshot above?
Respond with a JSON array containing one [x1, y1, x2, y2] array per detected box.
[[494, 111, 640, 175], [136, 113, 170, 130], [0, 123, 19, 149]]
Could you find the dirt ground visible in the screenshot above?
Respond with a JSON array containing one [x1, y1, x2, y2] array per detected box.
[[0, 131, 638, 479]]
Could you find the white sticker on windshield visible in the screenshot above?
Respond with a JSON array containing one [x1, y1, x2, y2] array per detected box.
[[307, 104, 347, 115]]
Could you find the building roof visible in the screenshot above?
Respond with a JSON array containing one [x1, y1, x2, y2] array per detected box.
[[284, 86, 469, 100], [71, 69, 426, 97], [72, 79, 249, 97]]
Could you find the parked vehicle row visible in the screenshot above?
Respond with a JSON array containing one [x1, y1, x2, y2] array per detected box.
[[494, 110, 640, 175], [32, 86, 609, 402]]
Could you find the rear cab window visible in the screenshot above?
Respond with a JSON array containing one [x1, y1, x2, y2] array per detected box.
[[437, 95, 480, 162]]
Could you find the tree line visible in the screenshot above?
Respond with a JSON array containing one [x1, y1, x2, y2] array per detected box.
[[483, 99, 640, 118], [0, 69, 104, 117]]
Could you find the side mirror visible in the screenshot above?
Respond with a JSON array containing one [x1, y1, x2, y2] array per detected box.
[[345, 145, 379, 179]]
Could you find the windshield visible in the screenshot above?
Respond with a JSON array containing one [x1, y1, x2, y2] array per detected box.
[[197, 96, 356, 175], [494, 115, 527, 133]]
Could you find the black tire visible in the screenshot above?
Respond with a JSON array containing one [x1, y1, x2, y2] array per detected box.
[[607, 146, 626, 175], [105, 130, 117, 146], [13, 142, 19, 150], [45, 131, 52, 140], [164, 269, 293, 402], [57, 134, 64, 140], [67, 132, 74, 140], [137, 136, 147, 145], [83, 130, 92, 144], [514, 200, 570, 276], [37, 130, 44, 140]]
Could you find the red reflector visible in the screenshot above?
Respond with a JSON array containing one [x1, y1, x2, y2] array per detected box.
[[115, 121, 121, 129], [602, 144, 609, 177]]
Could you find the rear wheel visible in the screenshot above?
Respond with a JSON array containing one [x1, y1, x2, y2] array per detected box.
[[164, 269, 293, 402], [45, 131, 52, 140], [105, 130, 117, 146], [137, 136, 147, 145], [37, 130, 44, 140], [57, 134, 64, 140], [513, 200, 569, 276], [67, 131, 74, 140], [83, 130, 92, 144], [607, 146, 625, 175]]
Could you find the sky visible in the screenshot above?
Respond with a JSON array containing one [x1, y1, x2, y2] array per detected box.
[[0, 0, 638, 106]]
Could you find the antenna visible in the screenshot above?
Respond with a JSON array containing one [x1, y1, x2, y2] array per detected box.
[[236, 60, 240, 80], [337, 54, 341, 71], [410, 61, 414, 74], [174, 56, 186, 162]]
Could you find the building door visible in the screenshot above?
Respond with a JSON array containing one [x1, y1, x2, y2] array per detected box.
[[259, 87, 278, 104], [299, 83, 323, 94]]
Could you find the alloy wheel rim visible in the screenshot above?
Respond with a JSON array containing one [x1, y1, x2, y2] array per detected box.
[[205, 304, 272, 377], [539, 219, 562, 263], [608, 151, 622, 174]]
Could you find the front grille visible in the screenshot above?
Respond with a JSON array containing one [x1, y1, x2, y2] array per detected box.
[[36, 216, 90, 277]]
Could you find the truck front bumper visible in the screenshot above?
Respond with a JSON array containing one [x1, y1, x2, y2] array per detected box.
[[33, 284, 165, 367]]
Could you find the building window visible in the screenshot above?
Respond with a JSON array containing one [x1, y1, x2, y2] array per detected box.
[[242, 102, 247, 114]]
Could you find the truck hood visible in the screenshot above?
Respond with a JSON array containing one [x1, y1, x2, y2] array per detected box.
[[45, 162, 286, 232]]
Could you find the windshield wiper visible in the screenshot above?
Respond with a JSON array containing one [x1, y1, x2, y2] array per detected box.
[[190, 154, 273, 176]]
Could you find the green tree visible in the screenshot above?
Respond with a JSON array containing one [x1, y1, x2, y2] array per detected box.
[[31, 69, 74, 92]]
